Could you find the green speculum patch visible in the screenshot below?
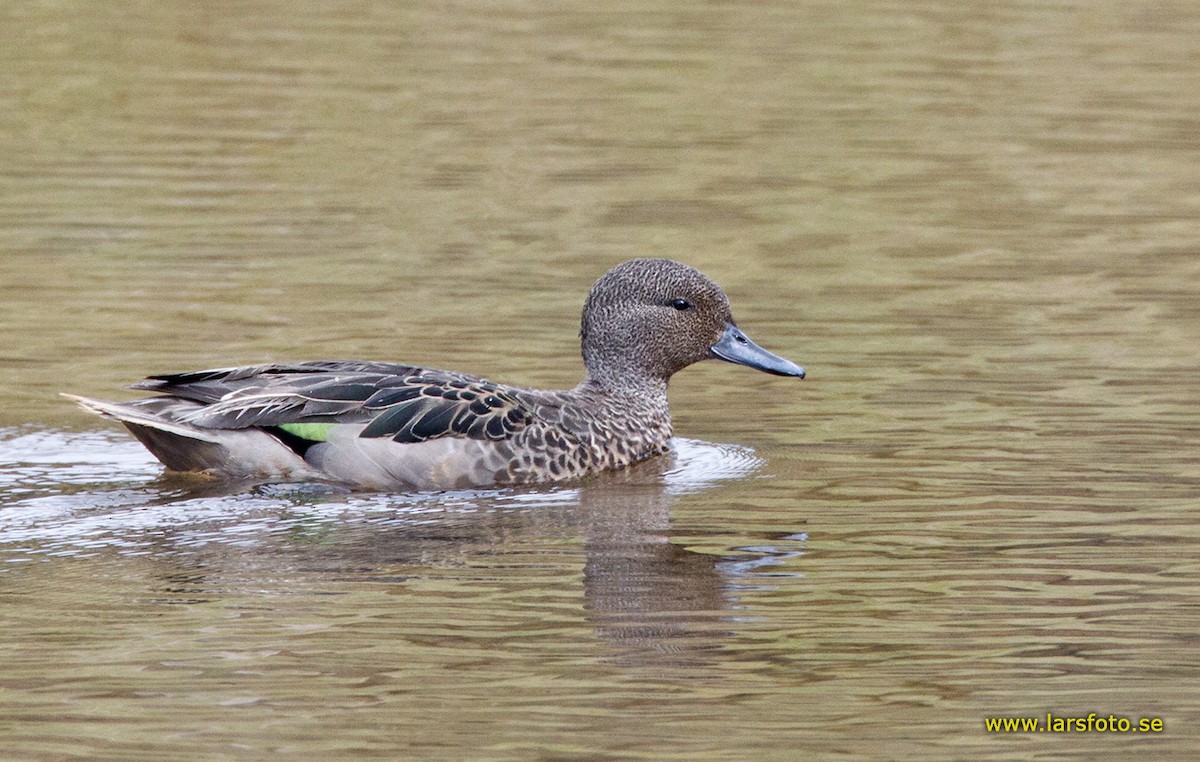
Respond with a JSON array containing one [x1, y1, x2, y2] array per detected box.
[[276, 422, 336, 442]]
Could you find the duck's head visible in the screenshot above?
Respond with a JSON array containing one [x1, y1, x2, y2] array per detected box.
[[580, 258, 805, 388]]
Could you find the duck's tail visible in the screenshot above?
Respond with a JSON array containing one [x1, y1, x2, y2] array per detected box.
[[63, 394, 219, 440], [62, 393, 237, 472], [62, 394, 321, 483]]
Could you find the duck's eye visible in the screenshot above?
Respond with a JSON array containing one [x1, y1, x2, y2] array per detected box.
[[670, 298, 693, 311]]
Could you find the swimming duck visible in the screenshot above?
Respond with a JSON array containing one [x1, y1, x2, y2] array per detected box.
[[66, 258, 804, 490]]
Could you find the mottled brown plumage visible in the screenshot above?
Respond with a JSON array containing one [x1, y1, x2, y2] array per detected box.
[[65, 259, 804, 490]]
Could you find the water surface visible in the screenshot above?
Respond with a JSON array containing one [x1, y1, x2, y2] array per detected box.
[[2, 1, 1199, 759]]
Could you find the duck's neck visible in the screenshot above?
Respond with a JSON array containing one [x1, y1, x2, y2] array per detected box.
[[574, 372, 669, 405], [571, 374, 674, 464]]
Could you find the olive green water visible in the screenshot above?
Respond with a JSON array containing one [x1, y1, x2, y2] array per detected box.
[[2, 1, 1199, 759]]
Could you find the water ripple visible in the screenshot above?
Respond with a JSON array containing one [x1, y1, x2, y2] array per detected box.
[[0, 430, 765, 560]]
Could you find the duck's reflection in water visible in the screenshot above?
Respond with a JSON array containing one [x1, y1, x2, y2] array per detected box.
[[286, 439, 769, 664], [575, 468, 732, 664], [4, 438, 801, 665]]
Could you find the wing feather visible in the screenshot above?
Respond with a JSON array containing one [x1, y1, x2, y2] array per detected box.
[[131, 361, 536, 443], [359, 380, 533, 443]]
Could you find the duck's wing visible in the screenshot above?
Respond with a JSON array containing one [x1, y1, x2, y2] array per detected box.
[[131, 360, 428, 402], [356, 378, 535, 442], [134, 361, 537, 444]]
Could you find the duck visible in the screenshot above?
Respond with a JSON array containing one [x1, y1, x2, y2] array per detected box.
[[65, 258, 804, 490]]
